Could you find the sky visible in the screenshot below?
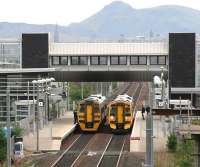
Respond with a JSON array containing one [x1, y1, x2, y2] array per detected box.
[[0, 0, 200, 26]]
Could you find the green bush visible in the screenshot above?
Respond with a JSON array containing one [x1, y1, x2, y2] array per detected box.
[[175, 140, 194, 167], [12, 127, 23, 137], [70, 83, 92, 102], [191, 120, 200, 125], [167, 133, 177, 152], [0, 128, 7, 164]]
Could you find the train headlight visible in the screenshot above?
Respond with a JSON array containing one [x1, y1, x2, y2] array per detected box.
[[110, 115, 115, 121], [125, 116, 129, 121]]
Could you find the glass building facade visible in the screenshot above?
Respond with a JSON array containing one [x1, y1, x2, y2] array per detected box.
[[196, 39, 200, 87], [0, 40, 21, 68]]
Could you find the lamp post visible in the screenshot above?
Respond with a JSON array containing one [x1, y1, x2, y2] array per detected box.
[[31, 77, 55, 152], [145, 82, 154, 167], [81, 82, 83, 100], [6, 87, 11, 167], [160, 66, 164, 106]]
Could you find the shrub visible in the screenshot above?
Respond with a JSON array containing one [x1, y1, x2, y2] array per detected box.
[[0, 128, 7, 164], [12, 127, 23, 137], [167, 133, 177, 152], [175, 140, 194, 167]]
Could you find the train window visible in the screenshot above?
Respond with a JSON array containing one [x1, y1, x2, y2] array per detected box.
[[60, 57, 68, 65], [125, 108, 130, 113], [94, 107, 99, 112], [111, 108, 116, 115], [139, 56, 147, 65], [80, 105, 85, 112], [158, 56, 166, 65]]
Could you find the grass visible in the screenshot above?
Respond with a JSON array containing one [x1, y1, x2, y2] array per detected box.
[[155, 152, 176, 167], [191, 120, 200, 125]]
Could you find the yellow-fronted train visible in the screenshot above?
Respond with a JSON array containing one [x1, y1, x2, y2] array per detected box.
[[107, 94, 135, 132], [77, 94, 106, 131]]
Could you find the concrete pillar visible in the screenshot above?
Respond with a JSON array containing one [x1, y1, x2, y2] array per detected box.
[[193, 135, 200, 167]]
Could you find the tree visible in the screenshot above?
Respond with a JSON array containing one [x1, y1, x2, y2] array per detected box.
[[0, 128, 7, 165], [70, 83, 92, 102], [167, 133, 177, 152], [12, 127, 23, 137]]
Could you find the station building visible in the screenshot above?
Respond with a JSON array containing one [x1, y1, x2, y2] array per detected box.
[[0, 33, 200, 123]]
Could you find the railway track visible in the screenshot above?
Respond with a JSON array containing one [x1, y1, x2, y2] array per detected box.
[[97, 135, 127, 167], [52, 134, 94, 167], [50, 82, 146, 167]]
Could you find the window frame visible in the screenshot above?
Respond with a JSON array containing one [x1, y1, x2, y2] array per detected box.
[[99, 56, 108, 65], [90, 56, 99, 65], [70, 56, 79, 65], [150, 55, 166, 65], [52, 56, 60, 65], [158, 56, 166, 65], [150, 56, 158, 65], [119, 56, 127, 65], [71, 56, 88, 65], [130, 56, 139, 65], [90, 56, 108, 65], [110, 56, 127, 65], [79, 56, 88, 65], [138, 56, 147, 65], [60, 56, 68, 65], [110, 56, 119, 65], [130, 56, 147, 65]]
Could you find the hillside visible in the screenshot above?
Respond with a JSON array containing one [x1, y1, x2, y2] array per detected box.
[[0, 1, 200, 41]]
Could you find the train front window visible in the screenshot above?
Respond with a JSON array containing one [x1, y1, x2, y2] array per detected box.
[[94, 105, 99, 112], [111, 108, 116, 115], [125, 108, 129, 113], [80, 105, 85, 112]]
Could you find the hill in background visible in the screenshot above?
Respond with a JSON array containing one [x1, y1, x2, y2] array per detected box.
[[0, 1, 200, 41]]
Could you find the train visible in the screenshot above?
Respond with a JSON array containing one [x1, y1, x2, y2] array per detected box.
[[107, 94, 135, 131], [77, 94, 106, 131]]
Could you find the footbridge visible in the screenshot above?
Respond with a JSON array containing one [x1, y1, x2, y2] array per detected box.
[[49, 41, 168, 81]]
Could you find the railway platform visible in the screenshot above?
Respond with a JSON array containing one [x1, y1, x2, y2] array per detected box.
[[23, 111, 76, 152], [130, 111, 170, 153]]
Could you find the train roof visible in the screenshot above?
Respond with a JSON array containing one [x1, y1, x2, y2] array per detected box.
[[113, 94, 133, 103], [85, 94, 106, 103]]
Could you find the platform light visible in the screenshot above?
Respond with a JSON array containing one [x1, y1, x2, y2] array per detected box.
[[50, 77, 55, 81], [45, 78, 51, 82], [32, 80, 37, 84], [31, 77, 56, 152]]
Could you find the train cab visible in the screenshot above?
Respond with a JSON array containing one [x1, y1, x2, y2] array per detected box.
[[107, 94, 134, 131], [77, 94, 106, 131]]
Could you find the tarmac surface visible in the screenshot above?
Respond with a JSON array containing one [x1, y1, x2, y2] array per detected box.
[[130, 111, 171, 152], [23, 112, 75, 151]]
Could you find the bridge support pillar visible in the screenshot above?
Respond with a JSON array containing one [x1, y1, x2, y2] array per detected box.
[[193, 135, 200, 167]]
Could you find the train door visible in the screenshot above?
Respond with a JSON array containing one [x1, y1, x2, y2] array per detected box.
[[86, 105, 93, 128], [117, 105, 124, 128]]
